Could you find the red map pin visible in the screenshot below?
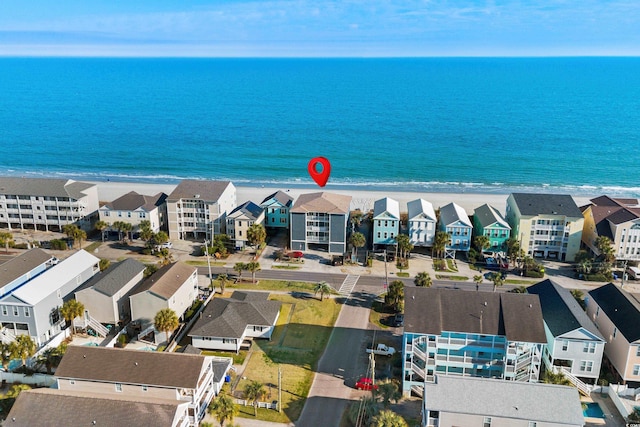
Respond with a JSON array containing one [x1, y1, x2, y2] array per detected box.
[[308, 157, 331, 187]]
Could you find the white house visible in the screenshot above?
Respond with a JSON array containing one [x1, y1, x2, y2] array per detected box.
[[99, 191, 167, 234], [407, 198, 437, 247]]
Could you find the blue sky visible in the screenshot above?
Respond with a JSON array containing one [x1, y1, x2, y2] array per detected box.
[[0, 0, 638, 56]]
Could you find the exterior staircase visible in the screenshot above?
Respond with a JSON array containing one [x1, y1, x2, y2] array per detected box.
[[0, 327, 17, 344], [554, 366, 592, 396], [74, 314, 109, 338]]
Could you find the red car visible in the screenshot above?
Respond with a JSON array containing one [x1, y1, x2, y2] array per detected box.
[[355, 377, 378, 391], [287, 251, 304, 259]]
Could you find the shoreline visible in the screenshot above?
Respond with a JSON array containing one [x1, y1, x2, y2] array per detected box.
[[92, 180, 595, 214]]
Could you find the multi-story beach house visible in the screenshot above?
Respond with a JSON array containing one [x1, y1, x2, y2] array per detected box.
[[586, 283, 640, 383], [289, 192, 352, 254], [527, 279, 605, 382], [505, 193, 583, 262], [438, 202, 472, 257], [226, 201, 265, 250], [0, 250, 100, 346], [472, 204, 511, 253], [0, 248, 57, 301], [166, 180, 236, 241], [407, 198, 437, 248], [98, 190, 167, 234], [581, 195, 640, 261], [0, 177, 99, 232], [54, 346, 232, 427], [422, 376, 584, 427], [260, 190, 294, 229], [402, 288, 546, 397], [372, 197, 400, 247]]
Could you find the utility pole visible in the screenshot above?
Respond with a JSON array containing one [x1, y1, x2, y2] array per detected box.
[[204, 240, 213, 292], [383, 249, 388, 292], [370, 351, 376, 387], [621, 259, 628, 289], [278, 364, 282, 413]]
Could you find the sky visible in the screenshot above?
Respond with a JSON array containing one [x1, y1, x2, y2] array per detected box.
[[0, 0, 639, 57]]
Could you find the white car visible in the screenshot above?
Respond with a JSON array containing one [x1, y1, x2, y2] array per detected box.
[[155, 242, 173, 250]]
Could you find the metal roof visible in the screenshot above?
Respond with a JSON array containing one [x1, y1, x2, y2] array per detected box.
[[407, 198, 436, 222], [373, 197, 400, 219]]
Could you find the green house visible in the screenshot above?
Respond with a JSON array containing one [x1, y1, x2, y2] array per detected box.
[[473, 204, 511, 252]]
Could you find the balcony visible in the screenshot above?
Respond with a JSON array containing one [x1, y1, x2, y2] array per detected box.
[[306, 226, 329, 232]]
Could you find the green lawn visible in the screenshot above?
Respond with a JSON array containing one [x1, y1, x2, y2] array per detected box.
[[272, 265, 302, 270], [201, 350, 248, 365], [225, 279, 319, 293], [369, 299, 393, 329], [84, 241, 102, 253], [435, 275, 469, 281], [395, 272, 410, 277], [185, 260, 227, 267], [504, 279, 536, 285]]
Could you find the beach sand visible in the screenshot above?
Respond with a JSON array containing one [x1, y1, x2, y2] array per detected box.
[[93, 181, 594, 214]]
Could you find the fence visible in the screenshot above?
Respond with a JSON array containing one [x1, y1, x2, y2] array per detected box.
[[234, 399, 278, 410], [1, 372, 56, 388]]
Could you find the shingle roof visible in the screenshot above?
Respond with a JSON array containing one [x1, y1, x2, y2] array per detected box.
[[76, 258, 146, 297], [261, 190, 294, 208], [0, 177, 95, 199], [55, 346, 207, 389], [0, 248, 54, 288], [404, 288, 546, 343], [7, 389, 184, 427], [424, 376, 583, 426], [189, 292, 281, 339], [439, 202, 472, 227], [167, 179, 233, 202], [103, 191, 167, 212], [588, 283, 640, 342], [131, 262, 196, 300], [290, 192, 352, 214], [229, 201, 264, 221], [527, 279, 603, 339], [510, 193, 582, 217], [407, 198, 436, 222], [473, 204, 510, 229], [373, 197, 400, 219]]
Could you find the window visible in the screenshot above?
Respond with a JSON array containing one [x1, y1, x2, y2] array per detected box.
[[483, 417, 492, 427], [583, 342, 596, 353], [528, 423, 537, 427], [239, 230, 242, 237], [142, 385, 148, 392], [13, 306, 18, 316], [596, 306, 600, 317], [633, 365, 640, 376], [636, 346, 640, 357], [561, 340, 568, 351], [118, 211, 122, 217], [271, 217, 275, 223], [613, 328, 617, 339], [384, 232, 388, 239], [377, 232, 381, 238], [238, 221, 242, 227], [69, 380, 75, 385], [580, 361, 593, 372], [127, 212, 131, 218], [115, 383, 122, 392], [1, 306, 6, 316], [253, 326, 264, 332], [24, 307, 30, 317]]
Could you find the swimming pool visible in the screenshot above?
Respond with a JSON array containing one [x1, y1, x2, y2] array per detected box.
[[583, 402, 605, 418], [83, 342, 99, 347]]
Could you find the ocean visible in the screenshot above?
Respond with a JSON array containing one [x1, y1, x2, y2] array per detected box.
[[1, 57, 639, 196]]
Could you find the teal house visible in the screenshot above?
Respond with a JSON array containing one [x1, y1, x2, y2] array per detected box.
[[261, 190, 294, 229], [373, 197, 400, 247], [439, 202, 472, 258], [473, 204, 511, 252]]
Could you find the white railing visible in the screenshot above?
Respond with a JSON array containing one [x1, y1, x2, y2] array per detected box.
[[0, 327, 17, 344], [138, 324, 156, 343], [73, 315, 109, 337], [554, 366, 592, 396], [235, 399, 278, 410]]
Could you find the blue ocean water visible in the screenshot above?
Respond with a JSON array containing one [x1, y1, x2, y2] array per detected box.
[[0, 57, 639, 195]]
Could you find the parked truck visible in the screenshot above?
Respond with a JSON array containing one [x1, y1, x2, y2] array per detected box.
[[366, 343, 396, 357]]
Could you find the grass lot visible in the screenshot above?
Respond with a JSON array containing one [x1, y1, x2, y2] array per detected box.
[[184, 260, 227, 266], [84, 241, 102, 253], [272, 265, 302, 270], [446, 259, 458, 271], [435, 275, 469, 281], [504, 279, 536, 285], [201, 350, 248, 365], [225, 279, 319, 293], [235, 294, 341, 423], [369, 300, 393, 329], [395, 272, 410, 277]]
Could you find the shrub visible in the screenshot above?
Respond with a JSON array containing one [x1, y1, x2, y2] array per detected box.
[[50, 239, 68, 250], [584, 273, 609, 282], [524, 270, 544, 278]]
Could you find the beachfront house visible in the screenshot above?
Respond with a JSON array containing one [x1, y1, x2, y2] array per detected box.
[[189, 291, 281, 353], [586, 283, 640, 383], [472, 204, 511, 253], [289, 192, 352, 254], [98, 190, 168, 235], [407, 198, 437, 248], [55, 346, 232, 426], [0, 177, 99, 232], [226, 201, 265, 250], [505, 193, 584, 262], [402, 288, 546, 397], [0, 250, 100, 346], [438, 202, 472, 258], [261, 190, 294, 229], [75, 258, 146, 326], [527, 279, 605, 382], [372, 197, 400, 247], [581, 195, 640, 261], [422, 376, 584, 427], [166, 180, 236, 241]]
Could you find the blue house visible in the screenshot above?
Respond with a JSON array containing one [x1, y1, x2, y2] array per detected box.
[[372, 197, 400, 247], [472, 204, 511, 253], [261, 191, 294, 229], [439, 202, 472, 257]]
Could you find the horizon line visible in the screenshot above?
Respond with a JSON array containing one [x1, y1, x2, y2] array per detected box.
[[1, 54, 640, 59]]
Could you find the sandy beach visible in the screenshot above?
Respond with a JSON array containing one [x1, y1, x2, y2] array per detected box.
[[93, 181, 594, 214]]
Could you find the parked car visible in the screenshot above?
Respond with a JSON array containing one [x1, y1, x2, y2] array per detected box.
[[355, 377, 378, 391], [155, 242, 173, 250], [366, 343, 396, 357], [392, 313, 404, 327]]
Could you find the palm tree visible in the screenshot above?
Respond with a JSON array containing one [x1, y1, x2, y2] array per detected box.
[[395, 234, 413, 262], [246, 223, 267, 250], [371, 410, 408, 427], [5, 384, 31, 399], [95, 220, 108, 242], [153, 231, 169, 246], [120, 222, 133, 242], [0, 231, 14, 253], [347, 396, 380, 426], [217, 273, 231, 294], [154, 308, 179, 344], [350, 210, 364, 231], [474, 235, 491, 253], [490, 272, 504, 292], [473, 274, 483, 291], [243, 380, 266, 417], [385, 280, 404, 313], [0, 341, 13, 371], [138, 220, 154, 243], [414, 271, 432, 287], [111, 221, 125, 242], [233, 262, 246, 281], [60, 299, 85, 336], [542, 370, 571, 385], [595, 236, 615, 262], [9, 335, 37, 368], [433, 231, 450, 259], [208, 391, 238, 427], [349, 231, 366, 263], [246, 261, 261, 283], [314, 281, 332, 301], [62, 224, 86, 249], [506, 237, 521, 265], [375, 379, 402, 409], [35, 343, 66, 374], [99, 258, 111, 271]]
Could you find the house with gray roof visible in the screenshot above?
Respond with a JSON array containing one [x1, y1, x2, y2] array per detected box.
[[0, 248, 57, 299], [403, 288, 546, 396], [75, 258, 146, 325], [189, 291, 281, 353], [7, 388, 190, 427], [261, 190, 294, 229], [55, 346, 232, 426], [99, 190, 168, 234], [407, 198, 437, 248], [473, 204, 511, 253], [439, 202, 472, 257], [506, 193, 584, 261], [422, 375, 584, 427], [527, 279, 605, 381], [586, 283, 640, 383], [290, 192, 352, 254], [226, 201, 265, 250], [166, 179, 236, 240], [0, 250, 100, 346], [0, 177, 99, 232], [373, 197, 400, 246]]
